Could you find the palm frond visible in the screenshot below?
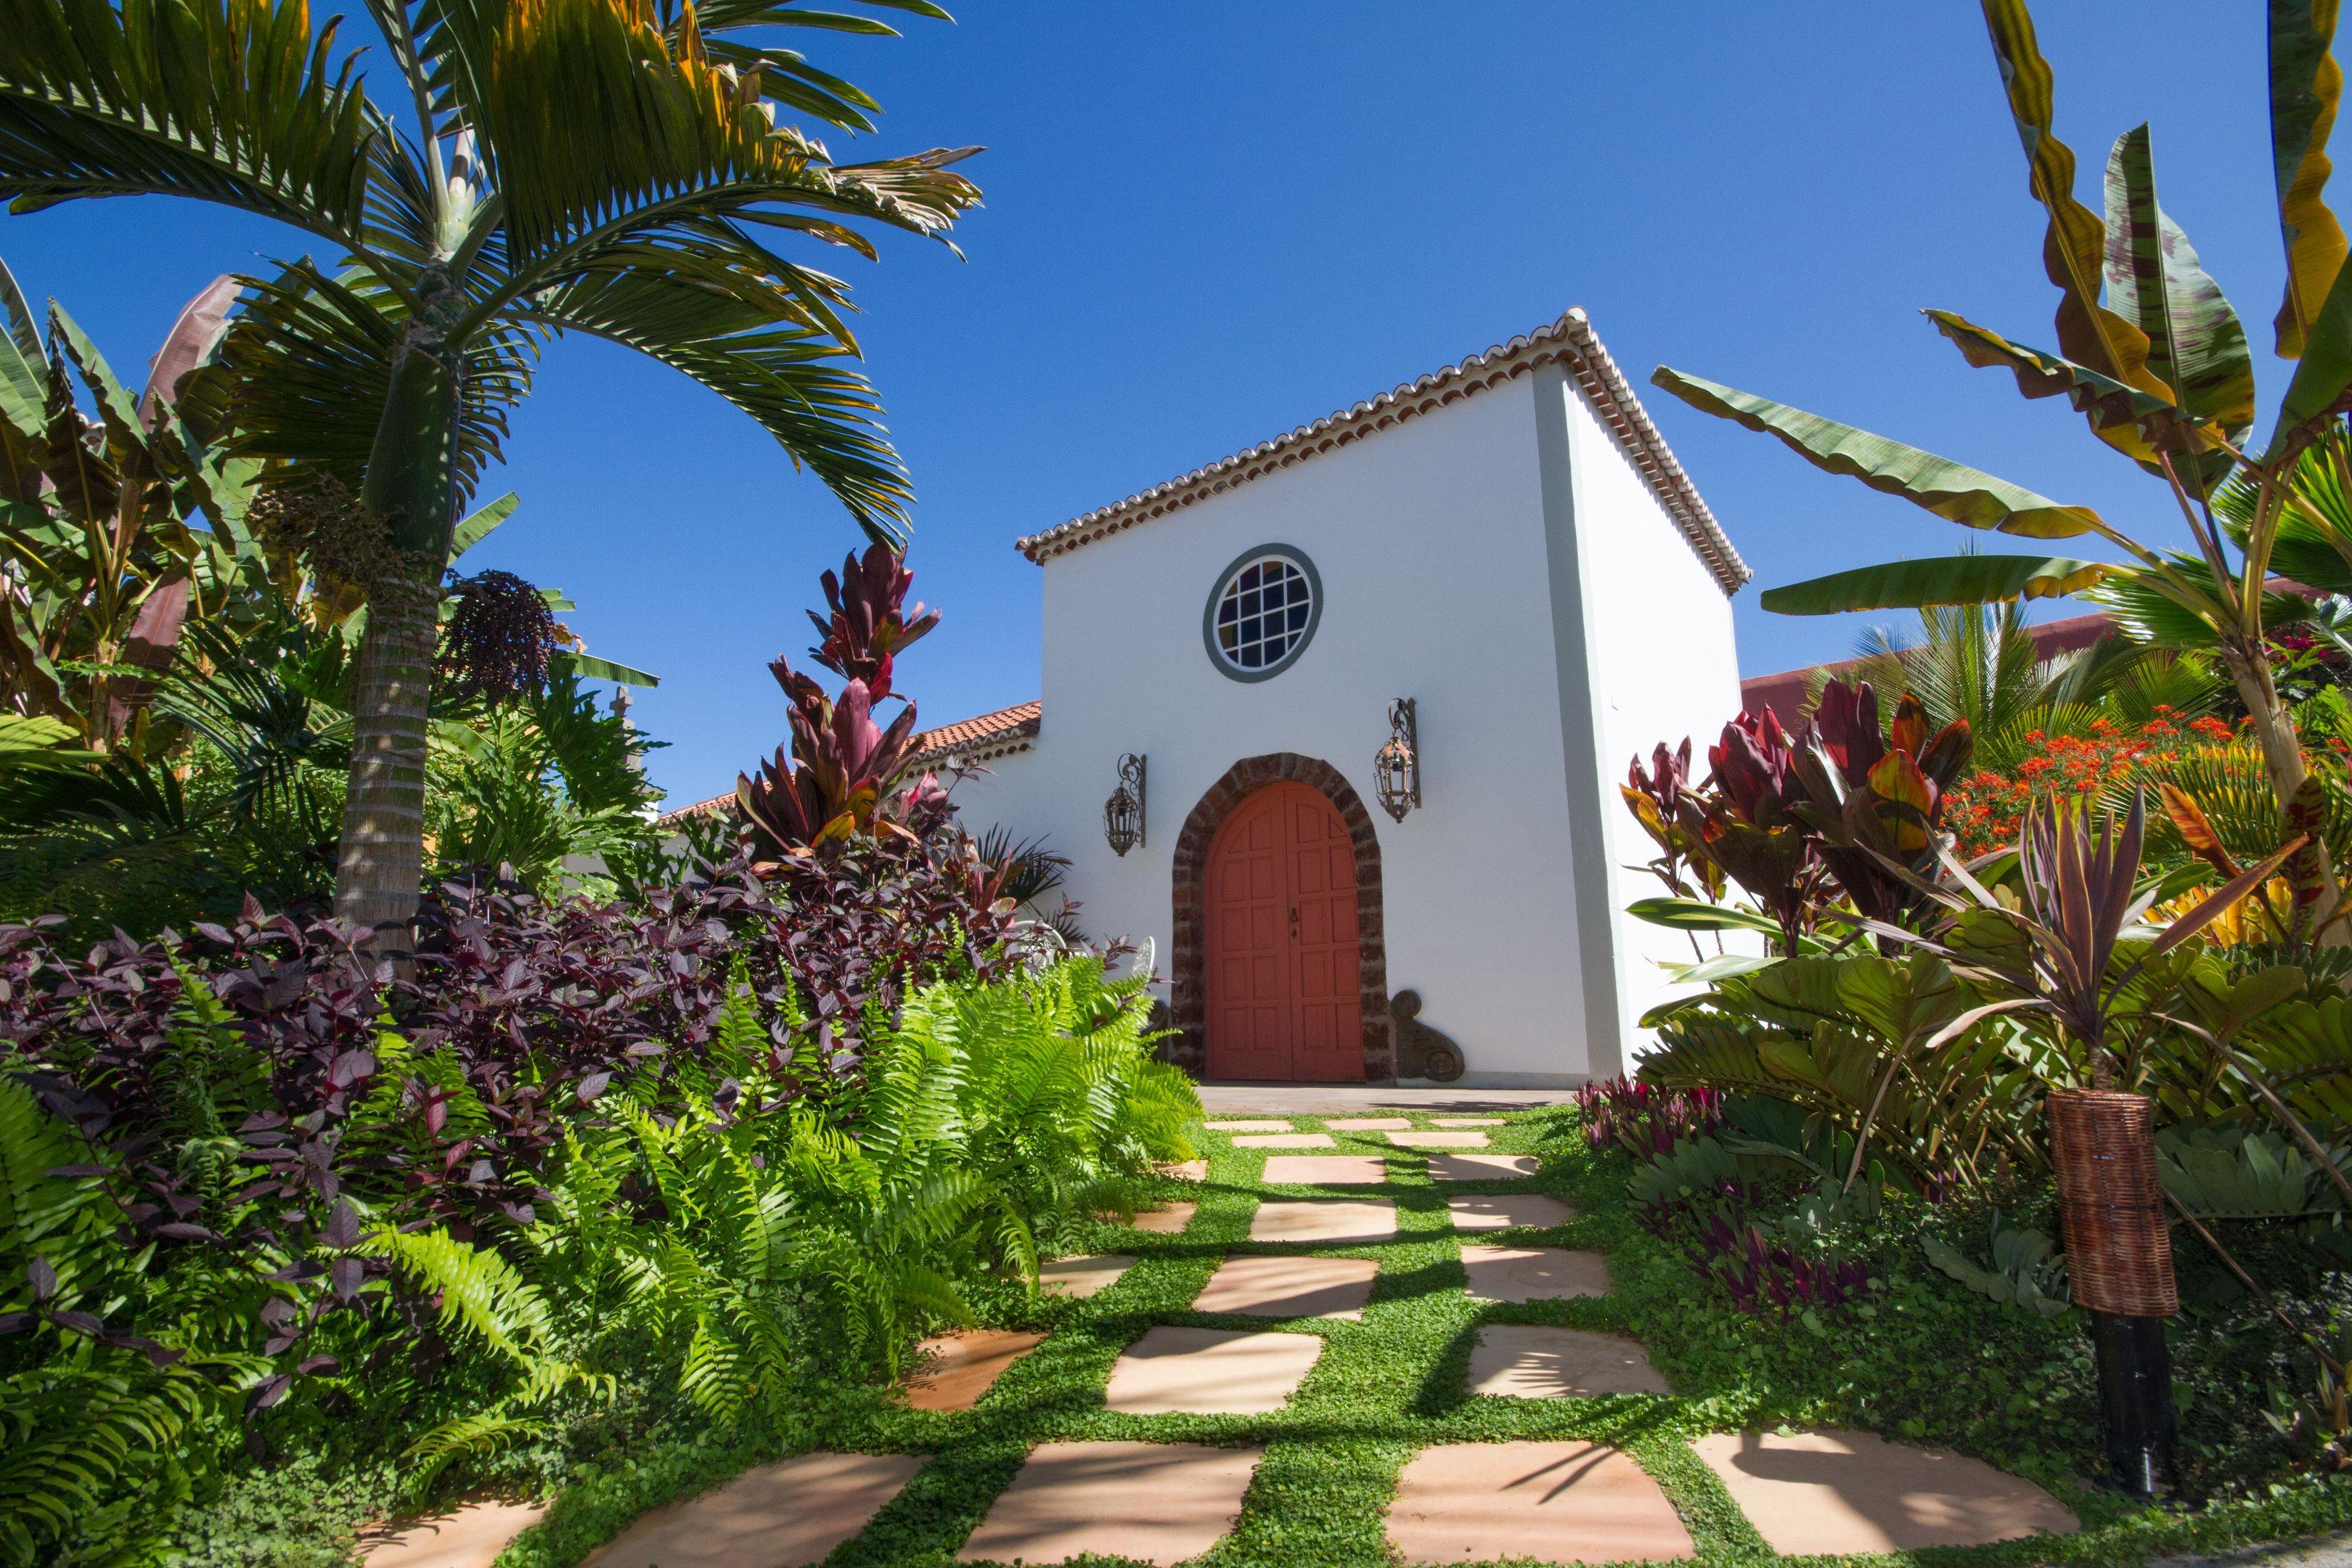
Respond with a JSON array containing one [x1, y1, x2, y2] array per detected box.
[[0, 0, 381, 241]]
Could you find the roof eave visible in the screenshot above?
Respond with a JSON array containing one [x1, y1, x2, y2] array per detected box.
[[1012, 309, 1750, 595]]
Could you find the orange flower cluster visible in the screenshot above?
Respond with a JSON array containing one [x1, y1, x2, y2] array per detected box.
[[1940, 711, 2236, 857]]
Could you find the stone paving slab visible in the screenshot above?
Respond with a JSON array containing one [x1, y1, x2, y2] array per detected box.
[[1193, 1254, 1379, 1319], [958, 1442, 1262, 1566], [1249, 1199, 1398, 1244], [1428, 1153, 1540, 1181], [1387, 1440, 1695, 1564], [1157, 1159, 1209, 1182], [1429, 1117, 1505, 1127], [1460, 1245, 1612, 1302], [1206, 1119, 1292, 1132], [1234, 1132, 1335, 1148], [1040, 1254, 1135, 1298], [582, 1452, 923, 1568], [1691, 1429, 2077, 1554], [1128, 1201, 1198, 1234], [1387, 1130, 1491, 1148], [905, 1328, 1048, 1411], [1326, 1116, 1413, 1130], [1261, 1153, 1389, 1185], [1105, 1325, 1325, 1413], [362, 1500, 546, 1568], [1468, 1325, 1670, 1399], [1447, 1193, 1575, 1232]]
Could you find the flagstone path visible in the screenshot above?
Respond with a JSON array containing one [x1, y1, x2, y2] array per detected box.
[[374, 1107, 2088, 1568]]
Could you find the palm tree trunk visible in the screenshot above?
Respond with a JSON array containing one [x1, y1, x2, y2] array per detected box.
[[333, 316, 462, 945], [335, 569, 441, 940]]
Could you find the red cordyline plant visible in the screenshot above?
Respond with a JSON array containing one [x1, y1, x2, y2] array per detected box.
[[738, 544, 941, 857], [1622, 740, 1725, 902], [1677, 707, 1827, 950], [1789, 681, 1973, 935]]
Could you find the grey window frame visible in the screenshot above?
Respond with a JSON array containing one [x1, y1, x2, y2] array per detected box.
[[1201, 543, 1323, 683]]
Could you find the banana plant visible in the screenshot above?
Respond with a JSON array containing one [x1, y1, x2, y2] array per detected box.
[[0, 256, 254, 755], [0, 0, 981, 940], [1651, 0, 2352, 928]]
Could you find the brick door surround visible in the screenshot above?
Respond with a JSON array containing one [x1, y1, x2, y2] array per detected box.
[[1170, 754, 1392, 1082]]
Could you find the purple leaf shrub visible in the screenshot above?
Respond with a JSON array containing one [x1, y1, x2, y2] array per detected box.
[[1574, 1075, 1724, 1159], [1689, 1209, 1874, 1318]]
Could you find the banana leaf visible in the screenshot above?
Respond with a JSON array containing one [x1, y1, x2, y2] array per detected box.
[[1925, 311, 2192, 473], [1980, 0, 2161, 393], [2102, 126, 2255, 467], [2272, 0, 2349, 359], [1651, 369, 2106, 537], [1758, 554, 2112, 616]]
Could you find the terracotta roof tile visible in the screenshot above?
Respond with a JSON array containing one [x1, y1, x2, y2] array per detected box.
[[653, 701, 1042, 830], [1014, 309, 1748, 594]]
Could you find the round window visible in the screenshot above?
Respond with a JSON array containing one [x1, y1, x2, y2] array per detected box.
[[1203, 544, 1322, 682]]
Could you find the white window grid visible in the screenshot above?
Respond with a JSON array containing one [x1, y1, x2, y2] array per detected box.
[[1213, 555, 1315, 671]]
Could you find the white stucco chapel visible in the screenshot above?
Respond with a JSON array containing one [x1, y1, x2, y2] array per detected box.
[[906, 310, 1753, 1089]]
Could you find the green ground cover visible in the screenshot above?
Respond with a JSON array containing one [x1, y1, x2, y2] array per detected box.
[[473, 1107, 2352, 1568]]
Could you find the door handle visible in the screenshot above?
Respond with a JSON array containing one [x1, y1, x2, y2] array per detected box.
[[1289, 906, 1299, 938]]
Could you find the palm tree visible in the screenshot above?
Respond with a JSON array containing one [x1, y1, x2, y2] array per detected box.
[[0, 0, 979, 942]]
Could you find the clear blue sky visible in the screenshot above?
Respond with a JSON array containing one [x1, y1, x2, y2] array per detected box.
[[0, 2, 2287, 804]]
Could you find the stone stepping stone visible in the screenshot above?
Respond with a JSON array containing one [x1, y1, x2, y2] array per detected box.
[[1429, 1117, 1505, 1127], [1193, 1254, 1379, 1319], [1128, 1201, 1198, 1234], [1040, 1254, 1135, 1298], [1387, 1130, 1490, 1148], [1105, 1325, 1323, 1413], [1387, 1441, 1694, 1564], [1327, 1116, 1413, 1130], [1428, 1153, 1540, 1181], [582, 1453, 923, 1568], [1261, 1153, 1389, 1185], [1447, 1193, 1575, 1232], [905, 1328, 1048, 1411], [1690, 1429, 2078, 1554], [1249, 1199, 1397, 1244], [1157, 1159, 1208, 1182], [958, 1441, 1261, 1565], [1461, 1245, 1612, 1302], [1206, 1119, 1292, 1132], [1234, 1132, 1334, 1148], [362, 1500, 545, 1568], [1468, 1325, 1669, 1399]]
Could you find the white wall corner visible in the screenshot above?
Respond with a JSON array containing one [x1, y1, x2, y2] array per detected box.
[[1530, 363, 1627, 1082]]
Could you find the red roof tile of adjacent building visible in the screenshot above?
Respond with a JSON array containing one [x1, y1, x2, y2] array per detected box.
[[905, 699, 1041, 766], [653, 701, 1042, 830]]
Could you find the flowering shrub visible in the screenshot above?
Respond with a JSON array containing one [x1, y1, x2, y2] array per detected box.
[[1940, 711, 2236, 857]]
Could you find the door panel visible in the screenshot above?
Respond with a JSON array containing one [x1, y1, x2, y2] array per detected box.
[[1206, 788, 1292, 1080], [1204, 782, 1365, 1082], [1286, 790, 1363, 1082]]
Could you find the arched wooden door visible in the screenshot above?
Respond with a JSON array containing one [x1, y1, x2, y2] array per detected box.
[[1204, 781, 1364, 1081]]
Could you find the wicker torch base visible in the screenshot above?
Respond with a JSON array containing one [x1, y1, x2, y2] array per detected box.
[[2047, 1088, 2177, 1317]]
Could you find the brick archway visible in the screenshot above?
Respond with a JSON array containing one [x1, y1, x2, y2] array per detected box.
[[1169, 754, 1392, 1082]]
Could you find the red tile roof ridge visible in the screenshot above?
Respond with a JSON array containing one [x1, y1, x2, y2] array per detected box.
[[1013, 309, 1749, 594]]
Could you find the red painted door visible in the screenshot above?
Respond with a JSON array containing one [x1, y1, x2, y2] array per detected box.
[[1205, 783, 1364, 1082]]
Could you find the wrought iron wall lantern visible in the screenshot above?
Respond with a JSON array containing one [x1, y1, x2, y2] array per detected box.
[[1374, 698, 1421, 822], [1104, 753, 1146, 856]]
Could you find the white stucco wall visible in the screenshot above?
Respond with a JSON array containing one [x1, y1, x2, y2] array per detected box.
[[940, 362, 1744, 1085], [1553, 377, 1746, 1060]]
